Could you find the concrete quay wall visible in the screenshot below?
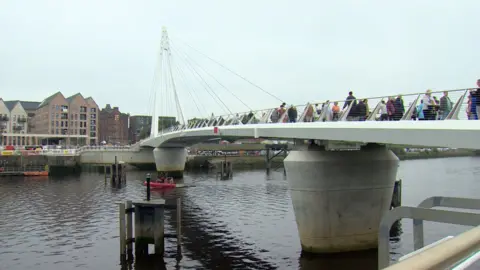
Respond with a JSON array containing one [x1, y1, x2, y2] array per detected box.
[[78, 149, 154, 166]]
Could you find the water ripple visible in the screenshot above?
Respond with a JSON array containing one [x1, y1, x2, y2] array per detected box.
[[0, 157, 478, 269]]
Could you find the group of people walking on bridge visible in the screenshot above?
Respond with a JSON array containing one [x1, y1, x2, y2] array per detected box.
[[269, 79, 480, 123]]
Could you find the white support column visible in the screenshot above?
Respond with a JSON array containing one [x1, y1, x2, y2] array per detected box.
[[153, 147, 187, 178], [284, 144, 399, 253]]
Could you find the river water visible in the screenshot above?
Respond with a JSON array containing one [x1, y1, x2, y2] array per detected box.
[[0, 157, 479, 270]]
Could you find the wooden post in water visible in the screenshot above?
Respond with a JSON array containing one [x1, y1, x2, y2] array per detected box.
[[176, 197, 182, 254], [114, 156, 119, 183], [146, 173, 151, 201], [126, 200, 133, 257], [391, 179, 402, 209], [119, 202, 126, 262], [265, 148, 271, 174]]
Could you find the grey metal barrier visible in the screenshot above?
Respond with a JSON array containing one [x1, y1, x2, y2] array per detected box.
[[413, 196, 480, 250], [378, 203, 480, 269]]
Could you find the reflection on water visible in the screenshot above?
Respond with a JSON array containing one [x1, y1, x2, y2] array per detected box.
[[0, 157, 479, 270]]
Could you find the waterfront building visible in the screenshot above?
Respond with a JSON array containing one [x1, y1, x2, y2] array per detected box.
[[4, 101, 29, 136], [0, 92, 100, 146], [99, 104, 129, 145], [2, 100, 40, 133], [66, 93, 99, 145], [129, 115, 152, 143], [128, 115, 177, 143], [0, 99, 11, 134], [85, 97, 99, 145]]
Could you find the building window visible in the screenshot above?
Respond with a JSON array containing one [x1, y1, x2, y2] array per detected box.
[[61, 105, 68, 112], [51, 112, 54, 119], [56, 129, 59, 134], [90, 108, 96, 113], [55, 113, 59, 119], [90, 113, 96, 119], [56, 105, 59, 110], [90, 120, 96, 125], [61, 121, 64, 127], [65, 121, 68, 127], [56, 121, 59, 127], [51, 128, 54, 134], [115, 115, 119, 121], [80, 106, 87, 113], [80, 114, 87, 121]]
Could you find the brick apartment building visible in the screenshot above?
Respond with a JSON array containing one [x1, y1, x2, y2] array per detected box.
[[99, 104, 129, 145], [31, 92, 99, 145]]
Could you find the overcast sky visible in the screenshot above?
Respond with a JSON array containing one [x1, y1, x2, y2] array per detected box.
[[1, 0, 478, 120]]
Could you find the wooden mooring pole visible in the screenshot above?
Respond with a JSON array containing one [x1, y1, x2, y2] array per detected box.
[[126, 200, 133, 257], [118, 198, 183, 261], [119, 202, 126, 263], [176, 197, 182, 255]]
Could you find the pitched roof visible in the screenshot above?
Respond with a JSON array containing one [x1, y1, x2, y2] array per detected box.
[[66, 93, 84, 103], [19, 101, 41, 111], [3, 101, 18, 111], [3, 100, 41, 111], [84, 96, 99, 108], [38, 91, 62, 109]]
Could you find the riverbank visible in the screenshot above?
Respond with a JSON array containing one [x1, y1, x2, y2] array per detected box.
[[201, 148, 476, 169]]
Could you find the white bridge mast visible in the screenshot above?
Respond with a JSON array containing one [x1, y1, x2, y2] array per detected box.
[[150, 27, 185, 137]]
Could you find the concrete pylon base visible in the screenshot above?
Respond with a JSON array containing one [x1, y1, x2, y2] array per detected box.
[[153, 147, 187, 178], [284, 144, 399, 253]]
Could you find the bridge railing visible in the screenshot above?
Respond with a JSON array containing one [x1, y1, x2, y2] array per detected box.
[[75, 145, 134, 154], [155, 88, 473, 136]]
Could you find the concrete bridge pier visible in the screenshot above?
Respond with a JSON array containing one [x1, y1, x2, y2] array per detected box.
[[284, 143, 399, 254], [153, 147, 188, 178]]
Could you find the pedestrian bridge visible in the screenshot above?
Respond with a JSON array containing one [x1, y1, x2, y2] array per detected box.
[[131, 28, 480, 265], [141, 120, 479, 150]]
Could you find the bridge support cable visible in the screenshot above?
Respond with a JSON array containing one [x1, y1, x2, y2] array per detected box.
[[169, 44, 232, 116], [171, 50, 230, 118], [166, 49, 186, 126], [171, 59, 207, 117], [170, 40, 252, 112], [170, 35, 284, 103]]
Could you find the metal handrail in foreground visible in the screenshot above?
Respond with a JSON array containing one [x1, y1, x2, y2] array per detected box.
[[414, 196, 480, 250], [383, 225, 480, 270], [378, 205, 480, 269]]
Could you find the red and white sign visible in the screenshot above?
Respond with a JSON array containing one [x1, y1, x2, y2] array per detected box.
[[213, 127, 219, 134]]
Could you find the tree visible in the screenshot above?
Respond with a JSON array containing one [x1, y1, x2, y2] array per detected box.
[[188, 117, 208, 126]]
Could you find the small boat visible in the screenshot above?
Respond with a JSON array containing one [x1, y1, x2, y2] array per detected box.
[[143, 177, 176, 189], [24, 171, 49, 176], [143, 181, 176, 189]]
